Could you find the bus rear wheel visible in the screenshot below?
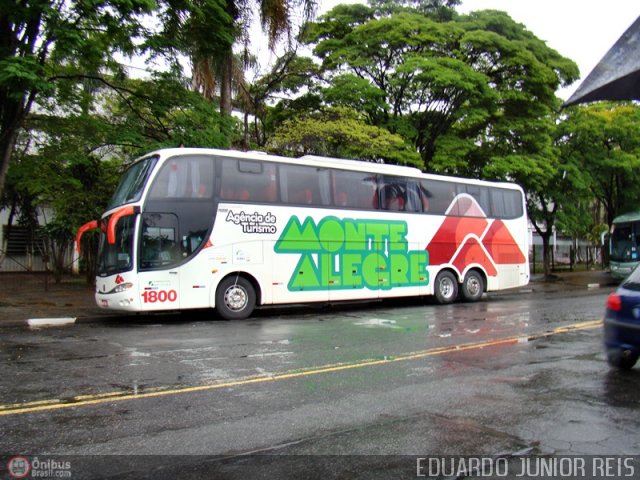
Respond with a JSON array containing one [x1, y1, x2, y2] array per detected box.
[[434, 271, 458, 304], [216, 276, 256, 320], [461, 270, 484, 302]]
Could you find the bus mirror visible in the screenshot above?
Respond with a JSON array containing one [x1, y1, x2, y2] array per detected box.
[[107, 205, 140, 245], [76, 220, 99, 256]]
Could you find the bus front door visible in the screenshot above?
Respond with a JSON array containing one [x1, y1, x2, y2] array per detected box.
[[138, 213, 181, 310]]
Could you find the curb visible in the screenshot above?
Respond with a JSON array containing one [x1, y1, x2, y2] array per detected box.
[[27, 317, 77, 328], [2, 314, 119, 330]]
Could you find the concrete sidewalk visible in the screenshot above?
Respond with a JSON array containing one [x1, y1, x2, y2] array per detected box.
[[528, 269, 619, 291], [0, 274, 109, 327], [0, 269, 619, 328]]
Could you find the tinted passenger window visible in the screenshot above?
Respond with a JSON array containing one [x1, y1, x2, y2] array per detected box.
[[419, 179, 522, 219], [463, 185, 491, 216], [490, 189, 523, 219], [148, 155, 214, 199], [379, 176, 422, 212], [332, 171, 377, 209], [219, 159, 278, 202], [280, 164, 330, 206], [419, 180, 456, 214]]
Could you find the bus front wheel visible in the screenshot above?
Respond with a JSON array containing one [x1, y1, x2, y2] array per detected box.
[[434, 271, 458, 304], [216, 276, 256, 320]]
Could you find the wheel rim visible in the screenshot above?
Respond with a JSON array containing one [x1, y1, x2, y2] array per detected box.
[[466, 276, 481, 297], [224, 285, 248, 311], [439, 277, 455, 299]]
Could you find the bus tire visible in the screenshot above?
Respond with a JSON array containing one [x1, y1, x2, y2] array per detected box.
[[216, 275, 256, 320], [434, 271, 458, 304], [461, 270, 484, 302]]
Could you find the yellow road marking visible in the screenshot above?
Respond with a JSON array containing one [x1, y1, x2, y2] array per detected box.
[[0, 320, 602, 416]]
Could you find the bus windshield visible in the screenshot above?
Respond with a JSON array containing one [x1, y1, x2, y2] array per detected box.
[[97, 215, 136, 276], [610, 222, 636, 262], [107, 156, 158, 210]]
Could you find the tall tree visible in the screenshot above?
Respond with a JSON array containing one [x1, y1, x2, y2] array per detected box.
[[0, 0, 155, 199], [167, 0, 318, 116], [303, 7, 579, 173], [243, 50, 319, 147], [368, 0, 460, 20], [559, 103, 640, 228], [146, 0, 236, 110]]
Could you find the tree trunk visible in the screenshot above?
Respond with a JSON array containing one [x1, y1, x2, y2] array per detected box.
[[541, 231, 553, 278], [219, 53, 233, 116], [84, 234, 98, 285], [0, 124, 18, 200]]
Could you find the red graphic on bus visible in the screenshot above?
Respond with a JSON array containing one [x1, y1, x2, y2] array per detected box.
[[426, 194, 525, 276]]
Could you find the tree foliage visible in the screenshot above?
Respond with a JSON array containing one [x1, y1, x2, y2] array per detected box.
[[559, 103, 640, 227], [3, 70, 236, 278], [267, 106, 421, 166], [303, 6, 579, 177], [0, 0, 156, 198], [4, 0, 640, 280]]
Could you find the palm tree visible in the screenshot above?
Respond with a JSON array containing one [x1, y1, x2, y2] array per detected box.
[[190, 0, 317, 115]]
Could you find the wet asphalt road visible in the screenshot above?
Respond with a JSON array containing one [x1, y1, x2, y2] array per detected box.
[[1, 287, 640, 478]]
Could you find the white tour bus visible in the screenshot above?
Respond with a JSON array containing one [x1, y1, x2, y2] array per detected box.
[[77, 148, 530, 319]]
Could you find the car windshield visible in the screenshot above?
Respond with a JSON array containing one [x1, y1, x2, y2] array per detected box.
[[107, 156, 158, 210]]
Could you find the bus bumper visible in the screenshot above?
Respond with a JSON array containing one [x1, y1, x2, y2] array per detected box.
[[95, 279, 142, 311]]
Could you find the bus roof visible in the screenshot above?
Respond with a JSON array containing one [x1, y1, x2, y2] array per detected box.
[[146, 147, 522, 191], [613, 211, 640, 223], [153, 148, 423, 176], [300, 154, 423, 176]]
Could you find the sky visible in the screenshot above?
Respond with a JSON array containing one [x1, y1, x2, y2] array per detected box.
[[312, 0, 640, 100]]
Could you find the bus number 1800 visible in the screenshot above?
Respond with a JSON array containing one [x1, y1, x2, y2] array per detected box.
[[141, 289, 177, 303]]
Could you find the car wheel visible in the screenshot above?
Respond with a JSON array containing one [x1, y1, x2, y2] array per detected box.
[[434, 271, 458, 304], [461, 270, 484, 302], [216, 276, 256, 320], [607, 350, 639, 370]]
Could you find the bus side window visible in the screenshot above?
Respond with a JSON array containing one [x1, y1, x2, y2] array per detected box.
[[291, 189, 313, 204], [490, 189, 522, 219], [465, 185, 489, 216], [189, 158, 214, 198], [405, 182, 422, 212], [335, 191, 348, 206], [420, 179, 453, 214], [167, 162, 187, 197], [380, 182, 406, 211], [382, 178, 422, 212], [220, 186, 236, 200], [263, 182, 277, 202], [279, 164, 329, 206], [148, 156, 214, 200], [332, 170, 377, 210]]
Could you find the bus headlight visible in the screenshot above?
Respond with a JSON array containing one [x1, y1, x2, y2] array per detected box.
[[109, 282, 134, 294]]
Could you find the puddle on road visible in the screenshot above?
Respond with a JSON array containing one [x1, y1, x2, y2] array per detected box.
[[352, 318, 400, 328]]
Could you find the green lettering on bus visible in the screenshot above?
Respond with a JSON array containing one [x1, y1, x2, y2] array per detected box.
[[274, 216, 429, 291]]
